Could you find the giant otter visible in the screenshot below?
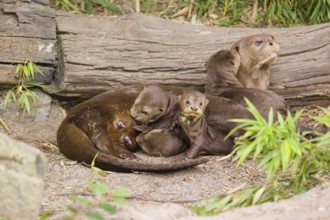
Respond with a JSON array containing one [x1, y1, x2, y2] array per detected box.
[[205, 49, 243, 96], [232, 34, 280, 90], [57, 85, 208, 173], [130, 86, 254, 157], [205, 34, 280, 94], [178, 90, 234, 159]]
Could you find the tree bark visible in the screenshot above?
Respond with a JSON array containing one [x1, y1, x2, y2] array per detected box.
[[0, 0, 56, 85]]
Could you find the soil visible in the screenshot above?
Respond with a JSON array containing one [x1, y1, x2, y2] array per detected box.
[[1, 89, 329, 219]]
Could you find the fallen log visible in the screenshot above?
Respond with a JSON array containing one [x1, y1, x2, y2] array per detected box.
[[51, 12, 329, 107], [0, 0, 56, 85]]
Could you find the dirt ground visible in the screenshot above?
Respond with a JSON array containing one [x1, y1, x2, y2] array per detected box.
[[0, 89, 329, 219]]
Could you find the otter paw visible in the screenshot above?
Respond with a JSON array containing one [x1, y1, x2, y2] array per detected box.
[[118, 152, 138, 160]]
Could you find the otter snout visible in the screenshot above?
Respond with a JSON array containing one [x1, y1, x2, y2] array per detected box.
[[190, 106, 198, 111]]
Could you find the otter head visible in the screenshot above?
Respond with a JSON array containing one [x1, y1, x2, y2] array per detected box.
[[232, 34, 280, 70], [130, 86, 169, 124], [110, 112, 138, 152], [178, 90, 209, 123], [207, 49, 241, 76]]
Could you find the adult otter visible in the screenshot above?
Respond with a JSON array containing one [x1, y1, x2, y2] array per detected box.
[[57, 85, 208, 173], [205, 49, 243, 96], [233, 34, 280, 90], [178, 90, 233, 159], [205, 34, 280, 94]]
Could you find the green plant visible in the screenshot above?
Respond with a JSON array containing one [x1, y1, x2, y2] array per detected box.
[[56, 0, 121, 15], [4, 59, 44, 114], [63, 153, 131, 220], [190, 99, 330, 215]]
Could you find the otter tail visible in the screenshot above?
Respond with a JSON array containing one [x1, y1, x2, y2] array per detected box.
[[57, 122, 208, 173]]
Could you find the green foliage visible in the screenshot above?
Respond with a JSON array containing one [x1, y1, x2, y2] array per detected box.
[[56, 0, 121, 15], [4, 59, 44, 114], [55, 0, 329, 26], [64, 153, 131, 220], [191, 99, 330, 215]]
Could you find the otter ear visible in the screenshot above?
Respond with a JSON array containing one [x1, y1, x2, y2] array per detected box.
[[234, 45, 239, 53], [205, 99, 209, 107]]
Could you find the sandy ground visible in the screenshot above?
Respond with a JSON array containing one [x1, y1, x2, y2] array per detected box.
[[1, 89, 329, 219]]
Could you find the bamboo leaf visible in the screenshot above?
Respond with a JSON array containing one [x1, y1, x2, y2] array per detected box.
[[252, 186, 265, 205], [28, 61, 35, 78], [89, 181, 107, 196], [85, 210, 105, 220], [281, 140, 291, 170], [99, 203, 116, 214]]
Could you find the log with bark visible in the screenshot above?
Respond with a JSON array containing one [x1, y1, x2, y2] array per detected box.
[[51, 12, 329, 107], [0, 0, 56, 86], [0, 0, 329, 107]]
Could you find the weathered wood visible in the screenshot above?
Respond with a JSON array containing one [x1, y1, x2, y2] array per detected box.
[[0, 0, 56, 85], [52, 12, 329, 106]]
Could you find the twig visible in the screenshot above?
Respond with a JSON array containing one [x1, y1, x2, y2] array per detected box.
[[251, 0, 258, 23], [0, 117, 11, 133], [135, 0, 140, 13]]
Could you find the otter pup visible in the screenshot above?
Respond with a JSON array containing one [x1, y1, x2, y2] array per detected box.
[[131, 86, 187, 157], [178, 90, 233, 159], [57, 85, 208, 173], [131, 86, 252, 157]]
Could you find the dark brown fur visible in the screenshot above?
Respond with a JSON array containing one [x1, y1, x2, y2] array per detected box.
[[57, 85, 208, 173], [205, 34, 280, 94], [130, 86, 255, 158], [178, 90, 234, 159]]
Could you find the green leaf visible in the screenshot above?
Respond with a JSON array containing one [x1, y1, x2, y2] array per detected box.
[[99, 202, 116, 214], [23, 65, 30, 78], [252, 186, 265, 205], [280, 140, 292, 170], [76, 196, 91, 205], [16, 64, 22, 76], [33, 62, 44, 75], [93, 167, 107, 177], [28, 61, 35, 78], [89, 181, 107, 196], [84, 211, 105, 220], [94, 0, 121, 13], [112, 188, 131, 198], [84, 0, 94, 14], [4, 90, 13, 108]]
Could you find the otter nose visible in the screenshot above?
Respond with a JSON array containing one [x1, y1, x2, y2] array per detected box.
[[191, 106, 198, 111]]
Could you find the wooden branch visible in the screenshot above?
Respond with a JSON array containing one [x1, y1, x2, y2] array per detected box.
[[51, 12, 330, 106], [0, 0, 56, 85]]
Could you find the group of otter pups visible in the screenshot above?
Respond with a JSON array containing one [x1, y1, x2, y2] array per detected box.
[[57, 34, 288, 172]]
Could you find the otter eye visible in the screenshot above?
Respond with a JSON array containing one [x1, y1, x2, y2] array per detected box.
[[141, 110, 149, 115], [255, 40, 263, 46], [185, 100, 190, 105], [199, 102, 203, 106], [230, 61, 235, 66]]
